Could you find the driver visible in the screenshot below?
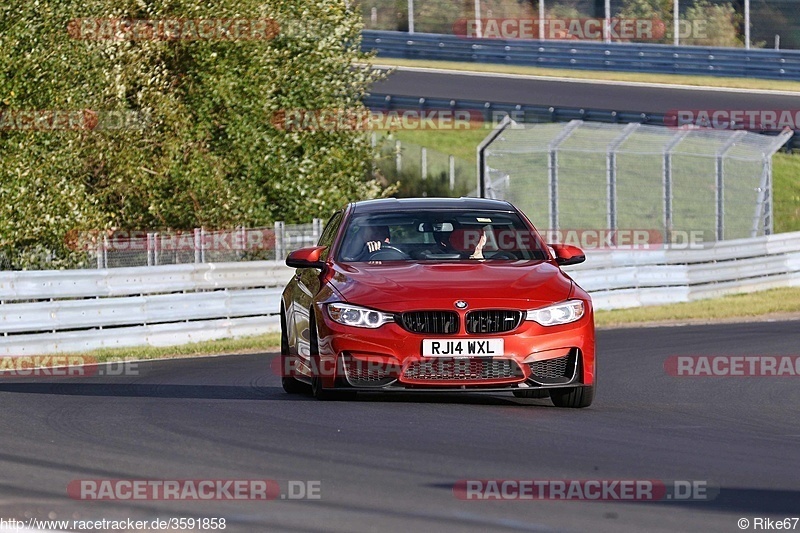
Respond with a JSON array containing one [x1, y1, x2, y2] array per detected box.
[[356, 225, 390, 259]]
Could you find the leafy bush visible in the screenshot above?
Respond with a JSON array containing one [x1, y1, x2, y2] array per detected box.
[[0, 0, 387, 269]]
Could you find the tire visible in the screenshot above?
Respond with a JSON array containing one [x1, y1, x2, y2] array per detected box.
[[282, 373, 309, 394], [512, 389, 550, 399], [550, 353, 595, 408], [311, 362, 335, 400], [549, 385, 594, 408], [308, 313, 336, 400], [280, 308, 309, 395], [308, 316, 356, 401]]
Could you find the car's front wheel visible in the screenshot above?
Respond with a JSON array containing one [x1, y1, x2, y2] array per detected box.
[[280, 308, 309, 395], [549, 385, 594, 408]]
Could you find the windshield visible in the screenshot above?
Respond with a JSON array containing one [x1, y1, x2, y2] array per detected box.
[[337, 209, 548, 262]]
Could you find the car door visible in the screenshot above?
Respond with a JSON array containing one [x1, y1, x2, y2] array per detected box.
[[291, 211, 343, 359]]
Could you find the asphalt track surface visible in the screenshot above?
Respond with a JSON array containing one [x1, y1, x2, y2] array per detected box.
[[372, 67, 800, 114], [1, 321, 799, 532]]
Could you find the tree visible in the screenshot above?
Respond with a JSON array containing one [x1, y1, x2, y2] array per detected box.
[[616, 0, 744, 46], [683, 1, 743, 47], [0, 0, 386, 268]]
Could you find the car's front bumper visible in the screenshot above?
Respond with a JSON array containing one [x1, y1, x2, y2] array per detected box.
[[308, 303, 595, 392]]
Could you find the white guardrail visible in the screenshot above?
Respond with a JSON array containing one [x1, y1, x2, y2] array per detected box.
[[568, 231, 800, 310], [0, 262, 293, 356], [1, 231, 799, 355]]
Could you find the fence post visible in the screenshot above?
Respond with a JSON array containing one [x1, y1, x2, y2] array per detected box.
[[239, 226, 246, 260], [274, 221, 285, 261], [312, 218, 323, 244], [395, 140, 402, 174], [421, 147, 427, 196], [763, 157, 774, 236], [476, 114, 513, 196], [663, 130, 690, 245], [546, 120, 582, 232], [754, 153, 780, 237], [607, 123, 639, 237], [449, 155, 455, 191], [146, 233, 154, 267], [153, 232, 160, 266], [96, 237, 104, 269], [194, 228, 201, 263], [715, 131, 746, 241]]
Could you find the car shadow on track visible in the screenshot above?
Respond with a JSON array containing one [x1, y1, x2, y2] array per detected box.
[[654, 487, 800, 515], [0, 381, 283, 400], [427, 482, 800, 515], [0, 382, 559, 406], [351, 391, 552, 406]]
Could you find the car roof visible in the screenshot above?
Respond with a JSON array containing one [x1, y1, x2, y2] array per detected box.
[[349, 197, 516, 214]]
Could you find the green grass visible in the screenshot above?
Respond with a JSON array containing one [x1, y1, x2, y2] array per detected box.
[[371, 58, 800, 93], [596, 287, 800, 327], [773, 152, 800, 233], [57, 333, 281, 364], [387, 128, 489, 162]]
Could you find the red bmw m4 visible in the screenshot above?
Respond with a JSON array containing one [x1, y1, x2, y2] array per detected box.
[[279, 197, 595, 407]]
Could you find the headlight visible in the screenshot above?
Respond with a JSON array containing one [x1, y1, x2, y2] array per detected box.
[[327, 303, 394, 328], [526, 300, 585, 326]]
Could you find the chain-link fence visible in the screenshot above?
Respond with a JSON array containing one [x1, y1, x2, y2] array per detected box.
[[360, 0, 800, 49], [373, 134, 475, 198], [480, 120, 792, 244], [81, 220, 323, 269]]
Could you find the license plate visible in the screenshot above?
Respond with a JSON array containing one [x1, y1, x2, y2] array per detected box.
[[422, 339, 504, 357]]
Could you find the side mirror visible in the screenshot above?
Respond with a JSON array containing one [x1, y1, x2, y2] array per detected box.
[[550, 244, 585, 266], [286, 246, 327, 269]]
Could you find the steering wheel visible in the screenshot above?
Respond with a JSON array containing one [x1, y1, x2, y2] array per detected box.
[[368, 245, 409, 260], [488, 250, 518, 260]]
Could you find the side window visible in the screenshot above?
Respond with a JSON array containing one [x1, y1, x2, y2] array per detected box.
[[317, 211, 343, 260]]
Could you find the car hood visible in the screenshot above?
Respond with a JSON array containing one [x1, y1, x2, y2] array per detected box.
[[329, 261, 573, 310]]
